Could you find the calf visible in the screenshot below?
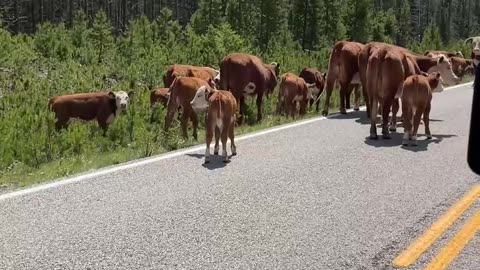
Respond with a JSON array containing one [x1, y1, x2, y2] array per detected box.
[[424, 50, 464, 58], [450, 56, 475, 79], [277, 73, 316, 118], [395, 72, 444, 146], [298, 67, 326, 112], [163, 64, 219, 88], [190, 85, 238, 164], [48, 90, 134, 136], [150, 87, 170, 107]]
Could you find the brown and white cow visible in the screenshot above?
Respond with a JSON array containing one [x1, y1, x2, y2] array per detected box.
[[464, 36, 480, 67], [163, 64, 219, 88], [48, 90, 134, 136], [450, 56, 475, 80], [277, 73, 316, 118], [298, 67, 326, 112], [190, 85, 238, 164], [218, 52, 280, 124], [366, 46, 459, 140], [322, 40, 365, 116], [424, 50, 464, 58], [164, 77, 216, 140], [395, 72, 444, 146]]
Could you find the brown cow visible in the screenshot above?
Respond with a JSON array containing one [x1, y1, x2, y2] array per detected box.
[[164, 77, 216, 140], [366, 47, 459, 140], [48, 90, 134, 136], [464, 36, 480, 67], [450, 56, 475, 79], [163, 64, 219, 88], [189, 85, 238, 164], [396, 72, 444, 146], [150, 87, 170, 107], [276, 73, 316, 118], [424, 50, 464, 58], [298, 67, 326, 112], [322, 40, 365, 116], [219, 52, 280, 124]]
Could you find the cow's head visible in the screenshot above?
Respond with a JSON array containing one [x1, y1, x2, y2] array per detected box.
[[433, 54, 460, 85], [305, 83, 317, 101], [428, 72, 444, 93], [465, 36, 480, 57], [213, 71, 221, 89], [207, 78, 217, 90], [108, 90, 134, 113], [455, 51, 464, 58], [190, 85, 214, 113]]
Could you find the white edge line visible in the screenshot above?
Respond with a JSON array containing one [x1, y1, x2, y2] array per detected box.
[[0, 82, 472, 201]]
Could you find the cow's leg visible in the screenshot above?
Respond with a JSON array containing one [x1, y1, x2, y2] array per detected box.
[[54, 117, 68, 131], [381, 96, 394, 139], [339, 83, 348, 114], [389, 98, 400, 132], [180, 109, 190, 139], [299, 100, 307, 116], [345, 84, 353, 110], [369, 96, 379, 139], [221, 124, 230, 163], [401, 100, 411, 146], [237, 97, 246, 125], [190, 110, 199, 141], [322, 78, 335, 116], [97, 119, 109, 137], [205, 126, 213, 164], [256, 93, 263, 123], [354, 85, 361, 111], [229, 121, 236, 156], [164, 105, 177, 132], [424, 102, 432, 139], [214, 127, 220, 155], [314, 93, 321, 113], [411, 105, 424, 146]]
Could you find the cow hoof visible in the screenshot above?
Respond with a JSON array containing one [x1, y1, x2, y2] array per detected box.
[[322, 111, 328, 116], [214, 151, 219, 155], [204, 160, 210, 164], [223, 159, 230, 163], [389, 127, 397, 132], [232, 152, 237, 156], [383, 135, 391, 140], [411, 142, 418, 147], [369, 134, 378, 140], [426, 135, 432, 140], [340, 110, 347, 115], [354, 108, 360, 111], [402, 140, 409, 146]]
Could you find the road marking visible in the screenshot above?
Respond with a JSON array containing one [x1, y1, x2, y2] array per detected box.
[[0, 81, 472, 202], [424, 210, 480, 270], [392, 184, 480, 268]]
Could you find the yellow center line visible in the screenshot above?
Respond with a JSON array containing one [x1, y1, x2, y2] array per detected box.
[[424, 210, 480, 270], [392, 185, 480, 268]]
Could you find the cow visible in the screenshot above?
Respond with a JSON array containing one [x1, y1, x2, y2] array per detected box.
[[322, 40, 365, 116], [450, 56, 475, 80], [189, 85, 238, 164], [424, 50, 464, 58], [464, 36, 480, 67], [298, 67, 326, 112], [276, 73, 316, 118], [150, 87, 170, 107], [48, 90, 134, 136], [218, 52, 280, 125], [164, 77, 216, 140], [396, 72, 444, 146], [366, 46, 459, 140], [163, 64, 219, 88]]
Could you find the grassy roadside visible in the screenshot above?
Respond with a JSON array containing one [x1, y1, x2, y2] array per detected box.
[[0, 77, 473, 193]]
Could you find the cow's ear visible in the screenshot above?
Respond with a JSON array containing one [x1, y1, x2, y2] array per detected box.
[[207, 87, 215, 99], [128, 90, 135, 99], [438, 55, 445, 63], [435, 72, 441, 79], [107, 90, 116, 99]]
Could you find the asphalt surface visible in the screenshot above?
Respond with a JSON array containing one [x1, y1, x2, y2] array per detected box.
[[1, 83, 479, 270]]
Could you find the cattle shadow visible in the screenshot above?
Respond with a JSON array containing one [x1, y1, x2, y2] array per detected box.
[[326, 110, 372, 125], [185, 153, 234, 170], [364, 133, 457, 152]]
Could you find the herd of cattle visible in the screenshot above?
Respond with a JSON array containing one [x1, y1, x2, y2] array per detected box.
[[47, 35, 480, 163]]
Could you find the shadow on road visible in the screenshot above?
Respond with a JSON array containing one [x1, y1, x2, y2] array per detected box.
[[364, 133, 457, 152], [185, 153, 234, 170]]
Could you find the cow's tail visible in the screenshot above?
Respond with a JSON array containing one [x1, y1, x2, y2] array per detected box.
[[316, 43, 340, 108]]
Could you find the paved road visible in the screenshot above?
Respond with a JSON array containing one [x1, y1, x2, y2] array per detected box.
[[1, 83, 479, 270]]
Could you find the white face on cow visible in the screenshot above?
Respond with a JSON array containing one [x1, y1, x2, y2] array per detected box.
[[430, 73, 445, 93], [431, 54, 459, 86], [306, 83, 316, 100], [190, 85, 210, 113], [213, 71, 221, 87], [108, 90, 133, 113]]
